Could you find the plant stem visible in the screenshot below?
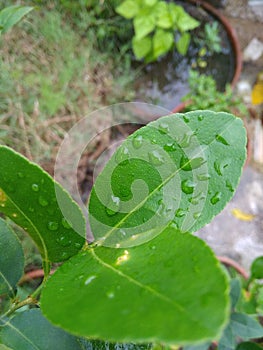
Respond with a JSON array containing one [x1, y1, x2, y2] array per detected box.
[[5, 296, 38, 317]]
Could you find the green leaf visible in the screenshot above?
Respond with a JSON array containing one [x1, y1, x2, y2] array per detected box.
[[0, 218, 24, 296], [88, 111, 246, 248], [156, 2, 173, 29], [184, 342, 210, 350], [134, 11, 155, 40], [0, 345, 13, 350], [230, 278, 241, 309], [115, 1, 139, 19], [41, 227, 229, 345], [0, 146, 85, 263], [0, 309, 82, 350], [177, 8, 200, 32], [218, 323, 235, 350], [176, 32, 190, 55], [144, 0, 158, 6], [250, 256, 263, 279], [152, 29, 174, 59], [0, 5, 33, 34], [132, 36, 152, 59], [231, 313, 263, 340], [236, 342, 263, 350]]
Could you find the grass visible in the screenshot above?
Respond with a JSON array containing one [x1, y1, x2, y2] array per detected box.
[[0, 2, 136, 169]]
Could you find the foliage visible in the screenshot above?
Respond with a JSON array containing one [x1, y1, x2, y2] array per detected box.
[[0, 5, 33, 35], [0, 110, 253, 349], [115, 0, 200, 62], [182, 70, 248, 117]]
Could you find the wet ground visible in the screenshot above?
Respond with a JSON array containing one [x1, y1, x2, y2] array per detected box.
[[195, 0, 263, 270]]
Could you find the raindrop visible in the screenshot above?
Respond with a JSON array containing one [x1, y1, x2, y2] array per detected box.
[[106, 291, 115, 299], [151, 138, 157, 144], [151, 245, 156, 250], [193, 212, 201, 219], [61, 217, 72, 229], [214, 160, 229, 176], [115, 146, 130, 164], [197, 173, 211, 181], [61, 252, 69, 259], [170, 220, 179, 229], [158, 122, 170, 134], [12, 213, 18, 218], [105, 195, 120, 216], [85, 275, 97, 286], [47, 221, 59, 231], [180, 132, 194, 148], [198, 115, 204, 121], [57, 236, 71, 247], [0, 203, 5, 207], [132, 135, 143, 149], [226, 180, 234, 192], [181, 179, 196, 194], [216, 134, 229, 146], [75, 242, 82, 248], [120, 229, 126, 237], [28, 206, 35, 213], [189, 192, 206, 205], [164, 142, 177, 152], [175, 208, 187, 217], [148, 150, 164, 166], [31, 184, 39, 192], [17, 172, 24, 178], [210, 192, 222, 205], [183, 115, 190, 123], [38, 196, 48, 207], [180, 156, 205, 171]]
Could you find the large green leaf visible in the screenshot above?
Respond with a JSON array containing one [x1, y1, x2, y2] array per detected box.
[[88, 111, 246, 248], [132, 36, 152, 59], [0, 309, 82, 350], [0, 146, 85, 263], [41, 227, 229, 345], [0, 5, 33, 35], [0, 218, 24, 297]]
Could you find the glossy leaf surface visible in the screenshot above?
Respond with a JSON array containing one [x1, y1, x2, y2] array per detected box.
[[250, 256, 263, 279], [41, 227, 229, 345], [0, 309, 82, 350], [0, 218, 24, 296], [89, 111, 246, 248], [0, 146, 85, 263]]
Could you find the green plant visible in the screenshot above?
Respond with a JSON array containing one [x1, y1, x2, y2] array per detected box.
[[0, 5, 33, 35], [182, 70, 248, 117], [0, 109, 259, 349], [115, 0, 200, 62]]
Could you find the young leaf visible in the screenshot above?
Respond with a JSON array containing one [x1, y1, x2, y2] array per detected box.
[[0, 309, 82, 350], [0, 5, 33, 34], [250, 256, 263, 280], [0, 218, 24, 297], [230, 312, 263, 340], [230, 278, 241, 309], [88, 111, 246, 248], [115, 1, 139, 19], [217, 323, 235, 350], [41, 227, 229, 345], [132, 36, 152, 59], [0, 146, 85, 263], [176, 32, 190, 55], [134, 12, 155, 40], [153, 29, 174, 59]]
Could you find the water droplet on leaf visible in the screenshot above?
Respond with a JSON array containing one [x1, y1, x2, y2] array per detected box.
[[105, 195, 120, 216], [106, 291, 115, 299], [214, 160, 229, 176], [197, 173, 211, 181], [31, 184, 39, 192], [175, 208, 187, 217], [115, 146, 130, 164], [198, 115, 204, 121], [47, 221, 59, 231], [183, 115, 190, 123], [57, 236, 71, 247], [17, 172, 24, 178], [132, 135, 143, 149], [180, 155, 205, 171], [38, 196, 48, 207], [158, 122, 170, 134], [164, 142, 177, 152], [216, 134, 229, 146], [226, 180, 234, 192], [61, 217, 72, 229], [148, 150, 164, 165], [210, 192, 222, 205], [181, 179, 196, 194], [85, 275, 97, 286]]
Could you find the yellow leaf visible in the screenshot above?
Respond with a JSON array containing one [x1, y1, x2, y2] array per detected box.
[[252, 82, 263, 105], [231, 208, 255, 221]]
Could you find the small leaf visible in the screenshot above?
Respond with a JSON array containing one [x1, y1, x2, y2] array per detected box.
[[115, 0, 139, 19], [237, 342, 263, 350], [230, 278, 241, 309], [88, 111, 246, 248], [0, 146, 85, 263], [251, 256, 263, 279], [218, 323, 235, 350], [177, 8, 200, 32], [132, 36, 152, 59], [134, 12, 155, 40], [0, 218, 24, 296], [156, 2, 173, 29], [0, 309, 82, 350], [176, 32, 190, 55], [152, 29, 174, 59], [231, 312, 263, 340], [0, 5, 33, 34], [41, 227, 229, 345]]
